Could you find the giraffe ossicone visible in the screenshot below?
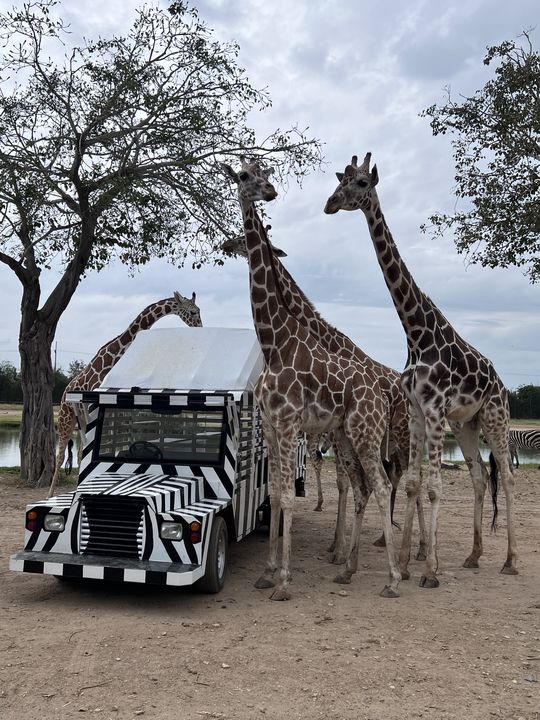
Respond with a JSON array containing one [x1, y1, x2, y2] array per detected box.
[[325, 152, 518, 587]]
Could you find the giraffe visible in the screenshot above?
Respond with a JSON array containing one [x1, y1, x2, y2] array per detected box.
[[48, 291, 202, 498], [324, 152, 518, 587], [221, 157, 402, 600], [222, 226, 426, 561]]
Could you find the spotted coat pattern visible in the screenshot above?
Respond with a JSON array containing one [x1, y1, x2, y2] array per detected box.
[[324, 152, 518, 587], [221, 228, 426, 562], [222, 158, 402, 599]]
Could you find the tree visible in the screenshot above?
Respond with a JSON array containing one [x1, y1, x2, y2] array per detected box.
[[67, 359, 86, 380], [508, 384, 540, 419], [0, 1, 322, 486], [0, 360, 22, 402], [421, 32, 540, 282]]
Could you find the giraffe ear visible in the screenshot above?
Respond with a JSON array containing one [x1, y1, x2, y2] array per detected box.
[[335, 172, 344, 182], [370, 165, 379, 187], [220, 163, 238, 183], [270, 244, 287, 258]]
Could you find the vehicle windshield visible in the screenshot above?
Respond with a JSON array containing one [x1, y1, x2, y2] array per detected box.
[[96, 406, 225, 464]]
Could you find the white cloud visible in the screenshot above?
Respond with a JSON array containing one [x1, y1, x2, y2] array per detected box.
[[0, 0, 538, 391]]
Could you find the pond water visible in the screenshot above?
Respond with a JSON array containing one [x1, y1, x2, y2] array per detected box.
[[0, 428, 81, 468], [1, 428, 538, 467]]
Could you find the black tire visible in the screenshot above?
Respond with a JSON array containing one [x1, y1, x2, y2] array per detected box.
[[196, 516, 228, 593]]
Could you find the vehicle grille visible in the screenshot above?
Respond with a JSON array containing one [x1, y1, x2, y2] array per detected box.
[[80, 496, 145, 558]]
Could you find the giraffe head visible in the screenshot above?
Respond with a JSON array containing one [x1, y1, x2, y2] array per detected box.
[[172, 290, 202, 327], [221, 156, 278, 203], [324, 153, 379, 214], [221, 226, 287, 258]]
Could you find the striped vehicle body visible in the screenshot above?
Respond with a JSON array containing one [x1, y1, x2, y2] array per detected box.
[[10, 388, 307, 586], [508, 428, 540, 467]]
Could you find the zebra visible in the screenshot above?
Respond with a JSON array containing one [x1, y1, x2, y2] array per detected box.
[[488, 428, 540, 526], [507, 429, 540, 467]]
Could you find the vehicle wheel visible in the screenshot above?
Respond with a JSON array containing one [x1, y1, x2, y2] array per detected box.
[[196, 516, 228, 593]]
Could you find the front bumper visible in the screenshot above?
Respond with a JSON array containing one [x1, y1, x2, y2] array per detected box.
[[10, 550, 202, 586]]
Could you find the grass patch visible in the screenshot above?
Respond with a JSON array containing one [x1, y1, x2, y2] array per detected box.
[[0, 467, 79, 486]]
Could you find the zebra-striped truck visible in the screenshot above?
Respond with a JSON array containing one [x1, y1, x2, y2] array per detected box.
[[10, 327, 307, 593]]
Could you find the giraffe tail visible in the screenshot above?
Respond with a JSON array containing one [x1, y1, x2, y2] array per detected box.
[[488, 452, 499, 532]]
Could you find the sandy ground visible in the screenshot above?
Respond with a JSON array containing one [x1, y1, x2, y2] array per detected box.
[[1, 462, 539, 720]]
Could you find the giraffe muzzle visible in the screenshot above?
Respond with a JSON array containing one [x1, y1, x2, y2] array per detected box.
[[324, 197, 340, 214]]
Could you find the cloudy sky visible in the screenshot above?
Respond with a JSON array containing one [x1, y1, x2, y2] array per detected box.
[[0, 0, 538, 389]]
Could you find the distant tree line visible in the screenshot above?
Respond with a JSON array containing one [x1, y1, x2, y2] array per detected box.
[[507, 384, 540, 419], [0, 360, 85, 405], [1, 360, 539, 419]]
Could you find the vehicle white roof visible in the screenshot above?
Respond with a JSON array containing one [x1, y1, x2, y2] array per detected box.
[[100, 327, 264, 392]]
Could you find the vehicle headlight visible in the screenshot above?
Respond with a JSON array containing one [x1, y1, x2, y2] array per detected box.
[[160, 521, 183, 541], [44, 514, 65, 532]]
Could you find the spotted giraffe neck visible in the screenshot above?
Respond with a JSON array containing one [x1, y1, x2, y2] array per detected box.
[[241, 198, 293, 362], [67, 297, 181, 391], [364, 199, 451, 349]]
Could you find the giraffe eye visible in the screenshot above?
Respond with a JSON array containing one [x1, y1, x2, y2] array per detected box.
[[238, 171, 249, 181], [356, 179, 368, 188]]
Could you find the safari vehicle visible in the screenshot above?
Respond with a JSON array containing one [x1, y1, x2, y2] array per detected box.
[[10, 327, 307, 593]]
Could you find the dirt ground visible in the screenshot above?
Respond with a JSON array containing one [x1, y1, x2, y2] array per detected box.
[[1, 462, 539, 720]]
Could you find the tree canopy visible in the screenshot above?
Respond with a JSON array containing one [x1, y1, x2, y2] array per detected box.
[[0, 0, 322, 485], [0, 0, 321, 276], [421, 32, 540, 282]]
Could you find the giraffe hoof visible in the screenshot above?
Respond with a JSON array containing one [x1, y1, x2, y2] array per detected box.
[[327, 542, 336, 553], [254, 575, 276, 589], [415, 550, 427, 562], [333, 573, 352, 585], [380, 585, 400, 599], [463, 557, 479, 569], [313, 506, 323, 512], [330, 553, 346, 565], [401, 569, 410, 581], [500, 564, 518, 576], [372, 535, 386, 548], [270, 587, 291, 601], [419, 575, 439, 589]]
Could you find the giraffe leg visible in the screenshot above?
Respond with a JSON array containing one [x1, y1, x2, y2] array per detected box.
[[398, 403, 425, 581], [418, 415, 446, 589], [328, 448, 349, 564], [415, 495, 427, 562], [254, 422, 280, 589], [334, 430, 401, 597], [269, 433, 300, 601], [333, 468, 369, 584], [48, 404, 77, 498], [373, 458, 397, 546], [481, 405, 518, 575], [308, 434, 324, 511], [365, 454, 401, 597], [450, 419, 487, 569]]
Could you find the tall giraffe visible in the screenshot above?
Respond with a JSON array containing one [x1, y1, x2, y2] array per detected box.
[[48, 291, 202, 498], [221, 157, 401, 599], [325, 153, 518, 587], [222, 228, 426, 561]]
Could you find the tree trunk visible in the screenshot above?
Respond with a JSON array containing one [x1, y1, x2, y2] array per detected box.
[[19, 322, 56, 486], [14, 214, 95, 486]]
